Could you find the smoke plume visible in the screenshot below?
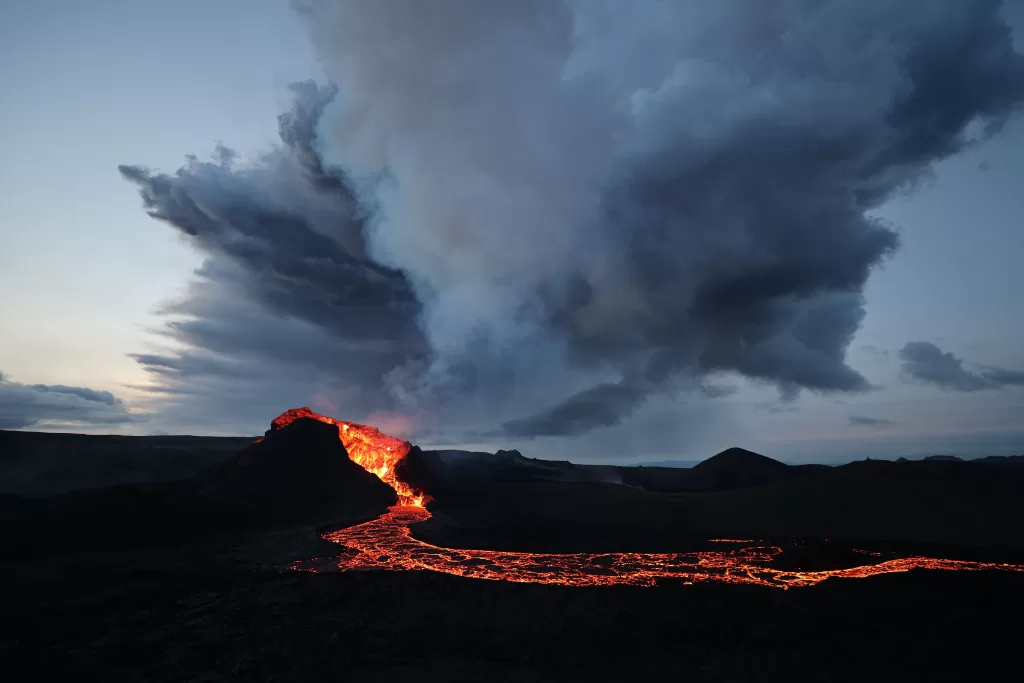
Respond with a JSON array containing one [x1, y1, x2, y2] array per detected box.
[[122, 0, 1024, 440]]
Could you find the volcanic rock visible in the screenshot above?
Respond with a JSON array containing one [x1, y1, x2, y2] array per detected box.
[[205, 417, 397, 516]]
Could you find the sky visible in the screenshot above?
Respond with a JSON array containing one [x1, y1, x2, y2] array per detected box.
[[1, 0, 1023, 464]]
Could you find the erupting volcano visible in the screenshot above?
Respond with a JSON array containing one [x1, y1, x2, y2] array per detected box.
[[271, 409, 1024, 589], [271, 407, 427, 506]]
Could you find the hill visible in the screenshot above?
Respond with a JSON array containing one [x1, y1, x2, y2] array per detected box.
[[686, 447, 789, 490]]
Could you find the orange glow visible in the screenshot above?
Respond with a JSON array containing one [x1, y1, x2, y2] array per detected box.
[[295, 505, 1024, 588], [271, 407, 428, 506], [272, 409, 1024, 588]]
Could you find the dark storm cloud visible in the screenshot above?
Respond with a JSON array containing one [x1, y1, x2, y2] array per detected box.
[[123, 0, 1024, 441], [849, 416, 898, 428], [484, 0, 1022, 437], [979, 367, 1024, 386], [898, 342, 1024, 392], [500, 383, 647, 438], [0, 372, 137, 430], [118, 83, 432, 430]]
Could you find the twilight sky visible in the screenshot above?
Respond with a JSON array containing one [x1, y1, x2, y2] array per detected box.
[[1, 0, 1023, 464]]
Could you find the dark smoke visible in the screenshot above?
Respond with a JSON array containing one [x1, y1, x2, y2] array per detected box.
[[122, 0, 1024, 440], [899, 341, 1024, 392], [501, 383, 648, 438]]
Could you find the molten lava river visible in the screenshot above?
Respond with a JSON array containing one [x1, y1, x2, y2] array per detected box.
[[276, 409, 1024, 589]]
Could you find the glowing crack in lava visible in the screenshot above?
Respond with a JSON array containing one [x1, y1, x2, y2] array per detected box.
[[274, 409, 1024, 588]]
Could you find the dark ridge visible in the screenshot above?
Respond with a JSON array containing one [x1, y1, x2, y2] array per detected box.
[[975, 454, 1024, 464], [2, 417, 395, 556], [0, 429, 253, 497]]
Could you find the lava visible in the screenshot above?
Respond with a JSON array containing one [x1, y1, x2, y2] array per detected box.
[[296, 505, 1024, 589], [271, 407, 427, 506], [272, 409, 1024, 589]]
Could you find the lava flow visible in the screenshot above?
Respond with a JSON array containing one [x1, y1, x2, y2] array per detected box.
[[275, 409, 1024, 589]]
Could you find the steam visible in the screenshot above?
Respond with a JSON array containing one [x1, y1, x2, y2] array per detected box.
[[123, 0, 1024, 439]]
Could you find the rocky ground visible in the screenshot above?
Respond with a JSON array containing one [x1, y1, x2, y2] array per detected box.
[[3, 522, 1023, 683]]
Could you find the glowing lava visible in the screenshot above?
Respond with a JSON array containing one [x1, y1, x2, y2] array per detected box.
[[273, 409, 1024, 589], [271, 407, 427, 506]]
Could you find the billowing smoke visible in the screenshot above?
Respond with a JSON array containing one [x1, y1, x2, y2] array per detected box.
[[122, 0, 1024, 440]]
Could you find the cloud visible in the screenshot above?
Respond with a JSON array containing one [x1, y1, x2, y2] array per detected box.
[[849, 415, 898, 428], [979, 366, 1024, 386], [898, 341, 1024, 391], [500, 383, 648, 438], [0, 372, 139, 430], [121, 0, 1024, 440]]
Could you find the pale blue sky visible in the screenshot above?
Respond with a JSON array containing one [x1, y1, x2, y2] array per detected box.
[[0, 0, 317, 390], [1, 0, 1022, 461]]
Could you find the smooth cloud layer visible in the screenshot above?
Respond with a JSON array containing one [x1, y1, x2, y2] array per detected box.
[[122, 0, 1024, 442], [899, 342, 1024, 392], [0, 371, 137, 430]]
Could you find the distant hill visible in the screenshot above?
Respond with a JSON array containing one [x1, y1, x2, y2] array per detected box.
[[685, 447, 790, 491], [894, 454, 1024, 464], [975, 454, 1024, 464], [635, 459, 700, 468]]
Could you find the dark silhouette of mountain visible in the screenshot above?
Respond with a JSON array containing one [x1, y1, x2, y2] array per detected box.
[[685, 447, 790, 491], [924, 455, 964, 462], [203, 417, 395, 512], [975, 454, 1024, 464]]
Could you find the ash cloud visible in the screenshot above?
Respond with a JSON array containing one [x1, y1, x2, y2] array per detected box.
[[0, 372, 137, 430], [899, 342, 1024, 392], [122, 0, 1024, 442], [501, 383, 648, 438]]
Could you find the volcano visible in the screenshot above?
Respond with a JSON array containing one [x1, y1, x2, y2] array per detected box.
[[205, 416, 397, 516], [267, 407, 429, 506], [258, 408, 1024, 589]]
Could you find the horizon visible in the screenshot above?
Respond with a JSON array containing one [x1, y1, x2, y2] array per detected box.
[[4, 417, 1022, 467]]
